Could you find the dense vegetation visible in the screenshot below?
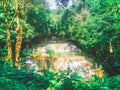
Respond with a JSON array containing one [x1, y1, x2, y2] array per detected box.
[[0, 0, 120, 89], [0, 60, 120, 90]]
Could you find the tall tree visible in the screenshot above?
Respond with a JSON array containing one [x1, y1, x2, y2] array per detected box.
[[14, 0, 23, 67], [14, 0, 37, 66], [3, 0, 13, 62], [1, 0, 34, 66]]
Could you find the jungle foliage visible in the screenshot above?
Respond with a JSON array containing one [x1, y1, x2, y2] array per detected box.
[[0, 0, 120, 89], [0, 60, 120, 90]]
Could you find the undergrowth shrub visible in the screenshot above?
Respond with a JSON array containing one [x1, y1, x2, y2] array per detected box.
[[0, 60, 120, 90], [0, 60, 50, 90], [0, 77, 29, 90], [46, 46, 55, 59]]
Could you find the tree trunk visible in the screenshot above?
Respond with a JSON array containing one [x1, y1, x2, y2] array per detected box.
[[15, 10, 23, 67], [3, 1, 13, 62]]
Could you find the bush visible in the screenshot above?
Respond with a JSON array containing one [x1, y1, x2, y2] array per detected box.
[[0, 60, 50, 90], [0, 77, 29, 90], [46, 46, 55, 59], [0, 60, 120, 90]]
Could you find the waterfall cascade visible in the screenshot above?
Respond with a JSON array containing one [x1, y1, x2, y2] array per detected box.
[[22, 40, 104, 78]]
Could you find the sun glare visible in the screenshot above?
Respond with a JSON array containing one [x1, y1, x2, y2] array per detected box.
[[46, 0, 57, 9]]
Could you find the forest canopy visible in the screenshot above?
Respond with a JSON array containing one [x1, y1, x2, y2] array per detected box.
[[0, 0, 120, 90]]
